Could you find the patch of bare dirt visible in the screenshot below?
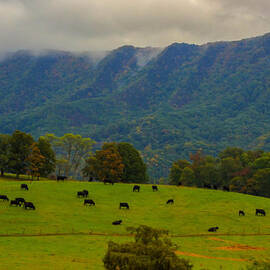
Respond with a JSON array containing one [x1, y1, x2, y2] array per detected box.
[[175, 251, 248, 262], [215, 245, 266, 251], [208, 237, 266, 251]]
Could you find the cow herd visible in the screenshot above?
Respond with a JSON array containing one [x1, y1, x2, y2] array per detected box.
[[0, 184, 35, 210], [75, 184, 169, 225], [0, 182, 267, 231]]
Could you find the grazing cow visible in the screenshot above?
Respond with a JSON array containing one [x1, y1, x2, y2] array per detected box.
[[166, 199, 174, 204], [21, 184, 29, 190], [208, 226, 219, 232], [104, 179, 114, 185], [82, 190, 89, 197], [256, 209, 266, 216], [84, 199, 95, 206], [77, 191, 87, 198], [15, 198, 25, 206], [223, 186, 229, 192], [239, 210, 245, 216], [112, 220, 122, 225], [57, 175, 67, 181], [152, 185, 158, 192], [24, 202, 35, 210], [119, 202, 129, 209], [204, 183, 211, 189], [10, 200, 20, 206], [133, 185, 140, 192], [0, 195, 9, 201]]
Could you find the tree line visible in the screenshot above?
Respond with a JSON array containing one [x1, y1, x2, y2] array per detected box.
[[0, 130, 148, 183], [169, 147, 270, 197]]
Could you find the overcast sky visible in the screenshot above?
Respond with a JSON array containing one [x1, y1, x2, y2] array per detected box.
[[1, 0, 270, 53]]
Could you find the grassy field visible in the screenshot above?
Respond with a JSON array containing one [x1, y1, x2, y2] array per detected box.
[[0, 177, 270, 269]]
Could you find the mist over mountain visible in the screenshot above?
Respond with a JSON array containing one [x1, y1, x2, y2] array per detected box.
[[1, 33, 270, 179]]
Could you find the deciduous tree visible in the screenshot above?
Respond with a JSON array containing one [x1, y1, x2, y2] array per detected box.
[[103, 225, 192, 270], [26, 143, 45, 180], [117, 142, 148, 183], [45, 133, 95, 177], [8, 130, 34, 178], [37, 137, 56, 177], [0, 134, 10, 176]]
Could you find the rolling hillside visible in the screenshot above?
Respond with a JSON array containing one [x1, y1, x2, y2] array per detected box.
[[0, 179, 270, 269], [2, 33, 270, 178]]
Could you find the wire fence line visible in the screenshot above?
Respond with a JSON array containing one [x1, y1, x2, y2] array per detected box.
[[0, 229, 270, 238]]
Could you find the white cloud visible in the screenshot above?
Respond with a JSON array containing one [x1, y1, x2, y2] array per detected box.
[[0, 0, 270, 52]]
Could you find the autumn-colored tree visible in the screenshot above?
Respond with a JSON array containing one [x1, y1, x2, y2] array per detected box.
[[83, 143, 124, 182], [229, 176, 246, 192], [189, 149, 205, 167], [37, 137, 56, 177], [26, 143, 45, 180]]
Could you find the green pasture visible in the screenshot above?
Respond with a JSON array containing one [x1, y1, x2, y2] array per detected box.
[[0, 177, 270, 269]]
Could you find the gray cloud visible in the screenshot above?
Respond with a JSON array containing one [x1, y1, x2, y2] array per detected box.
[[0, 0, 270, 53]]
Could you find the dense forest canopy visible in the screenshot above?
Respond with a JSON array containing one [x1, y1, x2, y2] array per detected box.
[[2, 33, 270, 179], [169, 147, 270, 198]]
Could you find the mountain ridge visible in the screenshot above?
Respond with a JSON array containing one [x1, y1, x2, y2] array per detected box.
[[2, 32, 270, 179]]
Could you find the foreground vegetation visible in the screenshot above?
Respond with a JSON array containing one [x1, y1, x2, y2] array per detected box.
[[0, 178, 270, 269]]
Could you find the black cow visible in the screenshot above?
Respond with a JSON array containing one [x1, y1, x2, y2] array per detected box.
[[0, 195, 9, 201], [57, 175, 67, 181], [15, 198, 25, 206], [104, 179, 114, 185], [133, 185, 140, 192], [256, 209, 266, 216], [239, 210, 245, 216], [24, 202, 35, 210], [152, 185, 158, 192], [223, 186, 229, 192], [84, 199, 95, 206], [208, 226, 219, 232], [166, 199, 174, 204], [119, 202, 129, 209], [204, 183, 211, 189], [82, 190, 89, 197], [21, 184, 29, 190], [112, 220, 122, 225], [10, 200, 20, 206], [77, 191, 87, 198]]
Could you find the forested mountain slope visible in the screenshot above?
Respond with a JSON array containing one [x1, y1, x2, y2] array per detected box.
[[1, 33, 270, 179]]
